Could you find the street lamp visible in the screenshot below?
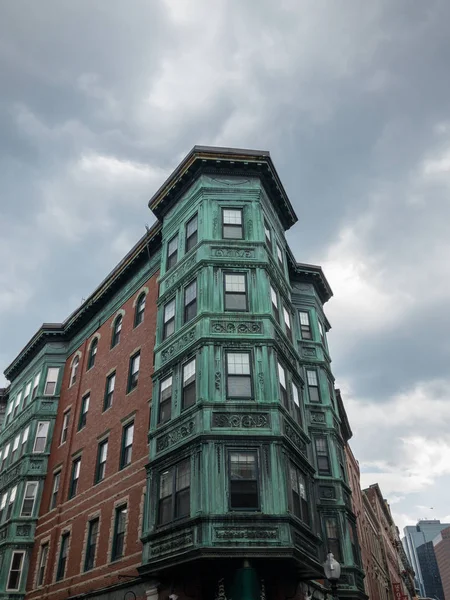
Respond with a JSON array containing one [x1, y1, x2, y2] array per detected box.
[[323, 553, 341, 600]]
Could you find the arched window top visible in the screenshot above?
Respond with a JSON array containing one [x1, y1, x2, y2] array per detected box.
[[111, 314, 123, 348], [134, 293, 146, 327], [69, 355, 80, 388], [87, 337, 99, 371]]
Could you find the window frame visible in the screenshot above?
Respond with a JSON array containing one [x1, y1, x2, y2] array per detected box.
[[185, 213, 198, 252], [61, 410, 70, 444], [6, 485, 17, 520], [182, 357, 196, 411], [95, 439, 108, 484], [134, 293, 146, 328], [44, 367, 59, 396], [50, 471, 61, 510], [33, 422, 49, 453], [184, 279, 197, 324], [69, 356, 79, 388], [315, 436, 331, 476], [157, 459, 191, 525], [120, 422, 134, 469], [299, 311, 312, 340], [166, 234, 179, 270], [264, 218, 272, 250], [37, 543, 49, 587], [163, 298, 176, 340], [276, 243, 284, 269], [87, 338, 98, 371], [306, 369, 321, 402], [111, 504, 127, 561], [68, 457, 81, 499], [23, 382, 31, 406], [1, 443, 10, 470], [13, 392, 22, 418], [78, 394, 89, 431], [56, 532, 70, 582], [224, 272, 248, 312], [291, 381, 302, 426], [11, 435, 20, 463], [20, 481, 38, 517], [277, 361, 289, 409], [20, 426, 30, 457], [6, 550, 25, 592], [222, 207, 243, 239], [84, 518, 99, 571], [325, 516, 342, 561], [158, 375, 172, 425], [229, 450, 260, 511], [103, 372, 116, 411], [289, 462, 310, 525], [226, 351, 253, 400], [283, 306, 293, 342], [31, 372, 41, 400], [111, 315, 122, 348], [127, 352, 140, 393], [270, 284, 279, 323]]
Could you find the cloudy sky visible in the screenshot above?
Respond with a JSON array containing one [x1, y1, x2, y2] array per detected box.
[[1, 0, 450, 533]]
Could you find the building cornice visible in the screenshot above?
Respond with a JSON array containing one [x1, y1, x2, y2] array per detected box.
[[149, 145, 298, 230], [290, 261, 333, 304]]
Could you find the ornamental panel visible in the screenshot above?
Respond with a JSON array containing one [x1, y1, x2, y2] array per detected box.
[[211, 321, 263, 335], [211, 247, 256, 259], [150, 530, 193, 556], [161, 328, 196, 364], [214, 527, 278, 540], [212, 413, 270, 429], [283, 420, 307, 456], [156, 421, 195, 452]]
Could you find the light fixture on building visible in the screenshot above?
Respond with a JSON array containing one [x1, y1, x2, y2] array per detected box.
[[323, 553, 341, 600]]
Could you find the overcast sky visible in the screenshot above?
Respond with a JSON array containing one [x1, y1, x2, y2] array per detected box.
[[1, 0, 450, 533]]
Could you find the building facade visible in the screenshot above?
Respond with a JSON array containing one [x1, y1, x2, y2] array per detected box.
[[434, 526, 450, 600], [0, 146, 365, 600]]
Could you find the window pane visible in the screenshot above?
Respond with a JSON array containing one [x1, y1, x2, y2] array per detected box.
[[283, 307, 291, 327], [164, 299, 175, 322], [168, 236, 178, 255], [185, 281, 196, 305], [223, 209, 242, 225], [160, 470, 173, 499], [225, 274, 246, 292], [161, 376, 172, 400], [299, 311, 310, 326], [176, 460, 190, 490], [230, 453, 256, 479], [230, 481, 258, 509], [227, 353, 250, 375], [278, 363, 286, 388], [225, 293, 247, 311], [228, 376, 251, 397], [307, 370, 318, 386], [186, 215, 198, 238], [183, 359, 196, 385], [270, 286, 278, 307], [292, 384, 300, 406]]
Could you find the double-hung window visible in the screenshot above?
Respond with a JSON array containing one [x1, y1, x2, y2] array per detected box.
[[23, 382, 31, 406], [31, 372, 41, 400], [84, 518, 99, 571], [11, 435, 20, 463], [229, 451, 259, 510], [299, 311, 312, 339], [56, 532, 70, 581], [50, 471, 60, 510], [6, 486, 17, 520], [95, 440, 108, 483], [20, 427, 29, 457], [167, 235, 178, 270], [306, 369, 320, 402], [158, 460, 190, 525], [120, 422, 134, 468], [37, 544, 49, 586], [69, 457, 81, 499], [1, 444, 10, 470], [158, 376, 172, 425], [111, 315, 122, 348], [127, 352, 140, 392], [278, 362, 288, 409], [325, 517, 342, 561], [289, 463, 309, 524], [103, 372, 115, 411], [163, 299, 176, 339], [224, 273, 247, 311], [315, 437, 331, 475], [292, 382, 302, 425], [87, 339, 98, 370], [277, 243, 284, 269], [69, 356, 79, 387], [21, 481, 38, 516], [186, 214, 198, 251], [5, 401, 12, 425], [7, 551, 25, 591], [0, 494, 6, 521], [283, 306, 293, 341], [134, 293, 146, 327], [318, 320, 325, 344], [226, 352, 252, 399], [222, 208, 243, 239], [184, 280, 197, 323], [61, 410, 70, 444], [270, 285, 279, 323], [182, 359, 196, 410], [13, 393, 22, 418], [264, 219, 272, 250], [111, 505, 127, 560], [44, 368, 59, 395], [78, 395, 89, 430]]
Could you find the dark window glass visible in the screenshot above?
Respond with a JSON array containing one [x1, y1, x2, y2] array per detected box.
[[111, 315, 122, 348], [10, 435, 19, 463], [325, 517, 342, 561], [103, 372, 115, 411], [78, 394, 89, 430], [315, 437, 331, 475], [278, 362, 289, 409], [283, 306, 292, 341], [163, 299, 176, 339], [6, 486, 17, 520], [184, 280, 197, 323], [20, 426, 29, 457], [69, 357, 79, 387], [306, 369, 320, 402], [167, 235, 178, 270], [299, 311, 312, 340], [264, 219, 272, 250], [87, 338, 98, 370], [56, 533, 70, 581], [158, 376, 172, 425], [270, 285, 279, 323], [291, 383, 302, 426], [95, 440, 108, 483], [31, 373, 41, 399], [277, 243, 284, 268], [127, 352, 140, 392], [224, 273, 247, 311], [158, 460, 190, 525], [230, 452, 259, 510], [134, 293, 146, 327], [348, 520, 359, 565], [289, 463, 309, 525], [112, 505, 127, 560], [69, 457, 81, 499], [222, 208, 243, 239], [7, 552, 24, 591], [61, 410, 70, 444], [34, 422, 49, 453], [227, 352, 252, 398], [84, 518, 99, 571], [37, 544, 48, 586], [186, 214, 198, 252], [182, 359, 196, 410], [21, 481, 38, 516], [120, 422, 134, 468], [50, 471, 60, 510]]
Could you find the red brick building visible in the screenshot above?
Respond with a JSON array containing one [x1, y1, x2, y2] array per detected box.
[[25, 231, 161, 600], [434, 526, 450, 600]]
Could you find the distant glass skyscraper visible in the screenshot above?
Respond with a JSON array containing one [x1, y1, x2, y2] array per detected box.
[[403, 520, 450, 598]]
